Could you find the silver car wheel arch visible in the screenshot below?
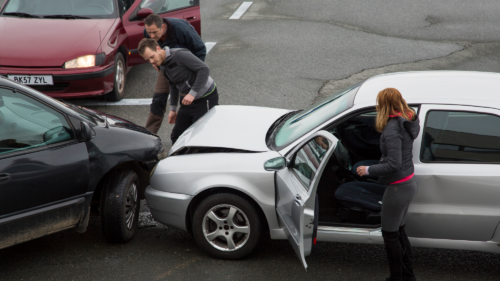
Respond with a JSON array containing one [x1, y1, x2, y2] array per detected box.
[[202, 204, 251, 252]]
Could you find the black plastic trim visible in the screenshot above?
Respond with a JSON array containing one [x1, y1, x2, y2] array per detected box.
[[0, 196, 86, 225], [53, 66, 114, 82]]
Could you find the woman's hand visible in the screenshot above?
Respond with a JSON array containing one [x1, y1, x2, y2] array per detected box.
[[357, 166, 368, 177], [182, 94, 195, 105]]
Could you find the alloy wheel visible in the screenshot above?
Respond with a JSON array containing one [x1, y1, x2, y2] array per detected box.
[[115, 59, 125, 94], [202, 204, 251, 251], [125, 183, 138, 230]]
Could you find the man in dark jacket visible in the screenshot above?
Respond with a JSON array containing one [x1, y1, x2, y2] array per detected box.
[[142, 14, 206, 134], [138, 38, 218, 144]]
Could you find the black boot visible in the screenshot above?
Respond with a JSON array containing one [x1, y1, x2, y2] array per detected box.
[[382, 230, 403, 281], [399, 225, 417, 281]]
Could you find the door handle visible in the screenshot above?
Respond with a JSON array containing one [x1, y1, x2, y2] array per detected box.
[[185, 16, 196, 21], [0, 173, 11, 185], [294, 194, 301, 206]]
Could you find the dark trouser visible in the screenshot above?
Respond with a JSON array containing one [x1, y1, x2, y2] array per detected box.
[[145, 72, 170, 134], [381, 177, 418, 231], [334, 181, 385, 212], [170, 88, 219, 144], [381, 178, 418, 281]]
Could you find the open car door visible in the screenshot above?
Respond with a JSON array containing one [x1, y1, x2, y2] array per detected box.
[[276, 131, 339, 270]]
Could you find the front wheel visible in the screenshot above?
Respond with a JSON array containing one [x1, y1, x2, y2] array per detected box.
[[100, 170, 139, 243], [192, 193, 262, 260], [107, 52, 126, 101]]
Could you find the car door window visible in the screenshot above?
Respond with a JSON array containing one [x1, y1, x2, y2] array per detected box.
[[139, 0, 196, 14], [0, 88, 74, 156], [421, 110, 500, 162], [291, 137, 331, 190]]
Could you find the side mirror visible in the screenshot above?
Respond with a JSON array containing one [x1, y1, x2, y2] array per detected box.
[[81, 121, 92, 142], [137, 8, 154, 19], [264, 157, 287, 171]]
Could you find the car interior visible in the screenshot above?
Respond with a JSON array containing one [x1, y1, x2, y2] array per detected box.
[[314, 110, 384, 227]]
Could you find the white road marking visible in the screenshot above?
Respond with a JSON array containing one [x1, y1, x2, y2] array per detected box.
[[73, 98, 152, 106], [74, 42, 217, 107], [229, 2, 253, 19], [205, 42, 217, 54]]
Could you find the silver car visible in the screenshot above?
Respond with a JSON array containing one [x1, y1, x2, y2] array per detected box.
[[146, 71, 500, 269]]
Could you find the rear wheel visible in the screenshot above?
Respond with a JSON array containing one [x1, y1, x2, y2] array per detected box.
[[100, 170, 139, 243], [108, 52, 126, 101], [192, 193, 262, 259]]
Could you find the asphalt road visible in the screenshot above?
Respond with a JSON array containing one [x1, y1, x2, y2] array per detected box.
[[2, 0, 500, 280]]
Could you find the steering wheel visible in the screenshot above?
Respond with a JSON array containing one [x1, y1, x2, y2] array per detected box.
[[83, 4, 112, 14]]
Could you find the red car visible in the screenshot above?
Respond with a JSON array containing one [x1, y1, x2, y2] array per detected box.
[[0, 0, 201, 101]]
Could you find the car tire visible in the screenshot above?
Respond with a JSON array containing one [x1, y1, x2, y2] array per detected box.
[[100, 170, 139, 243], [192, 193, 262, 260], [108, 52, 126, 101]]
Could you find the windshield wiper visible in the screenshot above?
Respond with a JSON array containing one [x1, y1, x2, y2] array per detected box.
[[43, 14, 90, 19], [63, 102, 105, 123], [3, 12, 40, 18]]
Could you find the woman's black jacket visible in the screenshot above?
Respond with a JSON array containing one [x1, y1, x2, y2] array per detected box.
[[368, 115, 420, 185]]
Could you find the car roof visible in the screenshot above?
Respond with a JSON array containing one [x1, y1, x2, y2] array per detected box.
[[354, 71, 500, 109]]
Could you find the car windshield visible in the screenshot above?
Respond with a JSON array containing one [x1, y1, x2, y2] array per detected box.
[[273, 83, 360, 149], [1, 0, 117, 19]]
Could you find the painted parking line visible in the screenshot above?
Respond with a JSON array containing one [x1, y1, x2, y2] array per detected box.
[[205, 42, 217, 54], [73, 98, 153, 106], [229, 2, 253, 19], [73, 41, 217, 107]]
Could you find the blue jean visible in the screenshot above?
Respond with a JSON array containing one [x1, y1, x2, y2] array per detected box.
[[335, 181, 386, 212]]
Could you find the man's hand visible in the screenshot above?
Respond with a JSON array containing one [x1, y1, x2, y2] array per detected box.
[[182, 94, 195, 105], [357, 166, 368, 177], [152, 64, 159, 72], [168, 111, 177, 124]]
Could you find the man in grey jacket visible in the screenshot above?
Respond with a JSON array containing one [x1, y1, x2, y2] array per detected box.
[[138, 38, 219, 144], [143, 14, 206, 135]]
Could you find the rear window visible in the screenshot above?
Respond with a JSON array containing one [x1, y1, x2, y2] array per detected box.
[[421, 110, 500, 163]]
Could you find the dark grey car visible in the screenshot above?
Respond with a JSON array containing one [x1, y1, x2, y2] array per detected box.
[[0, 76, 165, 249]]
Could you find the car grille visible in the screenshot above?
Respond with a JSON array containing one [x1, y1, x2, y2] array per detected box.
[[30, 83, 70, 92]]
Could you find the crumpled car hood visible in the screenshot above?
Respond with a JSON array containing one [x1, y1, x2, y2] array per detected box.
[[170, 105, 291, 154]]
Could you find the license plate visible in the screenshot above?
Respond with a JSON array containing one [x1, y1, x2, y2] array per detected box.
[[7, 75, 53, 85]]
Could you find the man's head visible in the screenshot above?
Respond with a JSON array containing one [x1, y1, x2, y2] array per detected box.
[[138, 38, 165, 67], [145, 14, 167, 41]]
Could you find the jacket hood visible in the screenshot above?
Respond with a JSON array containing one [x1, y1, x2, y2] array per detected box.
[[399, 116, 420, 140], [0, 18, 116, 67]]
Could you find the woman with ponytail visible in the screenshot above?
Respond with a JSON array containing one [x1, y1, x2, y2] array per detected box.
[[356, 88, 420, 281]]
